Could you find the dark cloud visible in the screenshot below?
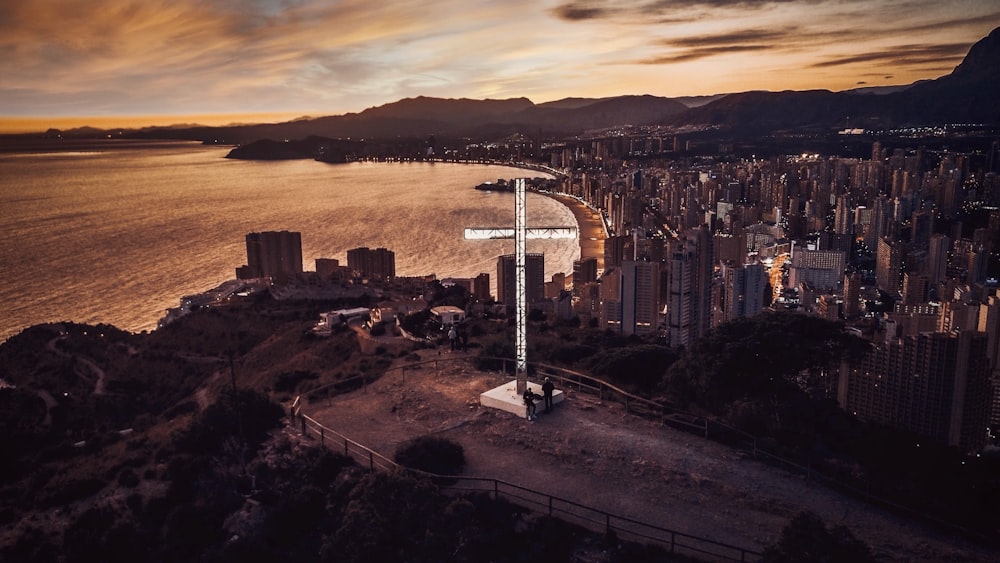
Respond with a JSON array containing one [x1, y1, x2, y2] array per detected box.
[[642, 0, 802, 7], [633, 27, 790, 64], [895, 12, 1000, 34], [663, 28, 791, 48], [551, 0, 807, 22], [550, 2, 609, 21], [638, 44, 772, 64], [811, 42, 971, 68]]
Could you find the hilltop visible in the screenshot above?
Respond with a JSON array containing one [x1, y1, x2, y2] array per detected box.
[[2, 287, 999, 560]]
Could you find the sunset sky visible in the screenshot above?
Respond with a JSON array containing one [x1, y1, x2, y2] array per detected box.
[[1, 0, 998, 132]]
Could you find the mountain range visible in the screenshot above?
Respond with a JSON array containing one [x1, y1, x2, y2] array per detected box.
[[41, 26, 1000, 145]]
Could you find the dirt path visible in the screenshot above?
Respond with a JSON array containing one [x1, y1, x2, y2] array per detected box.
[[301, 352, 997, 561], [46, 329, 106, 395]]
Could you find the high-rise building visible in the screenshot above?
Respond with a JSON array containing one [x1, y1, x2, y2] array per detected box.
[[545, 272, 567, 299], [666, 226, 713, 347], [926, 234, 951, 285], [910, 209, 934, 252], [603, 235, 632, 270], [967, 243, 989, 285], [842, 271, 862, 318], [239, 230, 303, 280], [788, 248, 846, 291], [834, 194, 853, 235], [901, 273, 930, 305], [666, 246, 697, 346], [497, 253, 544, 307], [572, 257, 598, 296], [839, 330, 992, 452], [601, 260, 660, 335], [875, 237, 905, 295], [473, 273, 491, 301], [718, 262, 766, 325], [347, 247, 396, 279], [315, 258, 344, 281]]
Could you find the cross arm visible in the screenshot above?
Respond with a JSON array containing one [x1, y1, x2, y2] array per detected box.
[[464, 227, 577, 240]]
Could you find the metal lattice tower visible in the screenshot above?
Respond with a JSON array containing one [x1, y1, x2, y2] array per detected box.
[[514, 178, 527, 393], [465, 178, 577, 394]]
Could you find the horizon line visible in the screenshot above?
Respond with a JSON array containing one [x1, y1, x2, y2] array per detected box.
[[0, 81, 923, 135]]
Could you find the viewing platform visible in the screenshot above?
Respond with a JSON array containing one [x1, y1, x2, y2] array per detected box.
[[479, 379, 565, 419]]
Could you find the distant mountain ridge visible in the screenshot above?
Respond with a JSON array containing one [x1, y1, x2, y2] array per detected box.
[[665, 26, 1000, 133], [167, 94, 690, 144], [26, 26, 1000, 144]]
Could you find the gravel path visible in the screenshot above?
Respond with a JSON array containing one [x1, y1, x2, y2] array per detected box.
[[301, 352, 997, 562]]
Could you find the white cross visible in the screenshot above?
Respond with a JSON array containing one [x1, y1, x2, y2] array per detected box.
[[465, 178, 577, 394]]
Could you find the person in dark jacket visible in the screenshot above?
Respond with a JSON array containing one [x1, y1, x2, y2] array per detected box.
[[523, 387, 539, 420], [542, 377, 555, 413]]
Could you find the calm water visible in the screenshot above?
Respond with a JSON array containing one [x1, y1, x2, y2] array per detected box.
[[0, 141, 578, 341]]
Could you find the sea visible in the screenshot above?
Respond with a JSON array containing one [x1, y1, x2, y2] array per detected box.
[[0, 141, 579, 342]]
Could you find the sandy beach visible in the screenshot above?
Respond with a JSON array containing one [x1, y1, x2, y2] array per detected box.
[[550, 193, 606, 270]]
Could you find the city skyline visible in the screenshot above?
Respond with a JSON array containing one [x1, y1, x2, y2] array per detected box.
[[1, 0, 998, 133]]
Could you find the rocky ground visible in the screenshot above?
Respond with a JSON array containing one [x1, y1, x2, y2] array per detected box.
[[298, 349, 999, 562]]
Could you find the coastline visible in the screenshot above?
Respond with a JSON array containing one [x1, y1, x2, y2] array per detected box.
[[547, 192, 606, 271]]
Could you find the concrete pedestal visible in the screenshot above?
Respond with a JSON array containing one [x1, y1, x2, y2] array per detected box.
[[480, 379, 564, 419]]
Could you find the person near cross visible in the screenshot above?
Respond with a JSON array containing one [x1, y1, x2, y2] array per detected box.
[[542, 377, 555, 413], [523, 387, 539, 420]]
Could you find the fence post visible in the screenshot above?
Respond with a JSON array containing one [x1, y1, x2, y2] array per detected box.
[[320, 427, 325, 447], [301, 417, 307, 436], [494, 480, 499, 500], [548, 496, 553, 516], [605, 513, 611, 535], [703, 419, 709, 439], [369, 451, 375, 471], [670, 531, 676, 553], [344, 438, 349, 457]]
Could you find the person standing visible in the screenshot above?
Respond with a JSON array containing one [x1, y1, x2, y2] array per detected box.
[[448, 325, 457, 350], [542, 377, 555, 413]]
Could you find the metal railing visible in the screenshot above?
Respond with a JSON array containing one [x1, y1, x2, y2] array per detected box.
[[297, 412, 397, 472], [292, 396, 762, 561], [445, 476, 760, 562], [290, 351, 988, 550]]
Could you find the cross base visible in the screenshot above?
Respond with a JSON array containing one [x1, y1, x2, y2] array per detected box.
[[479, 379, 565, 419]]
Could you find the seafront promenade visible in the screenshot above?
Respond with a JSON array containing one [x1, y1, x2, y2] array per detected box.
[[549, 193, 606, 271]]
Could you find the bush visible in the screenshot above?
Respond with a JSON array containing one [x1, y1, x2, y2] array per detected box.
[[393, 435, 465, 476], [174, 389, 284, 455], [274, 370, 319, 393], [117, 468, 140, 488], [761, 511, 874, 562]]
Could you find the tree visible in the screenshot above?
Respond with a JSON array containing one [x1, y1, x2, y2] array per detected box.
[[587, 344, 678, 394], [394, 435, 466, 476], [665, 312, 866, 412], [762, 511, 875, 562]]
